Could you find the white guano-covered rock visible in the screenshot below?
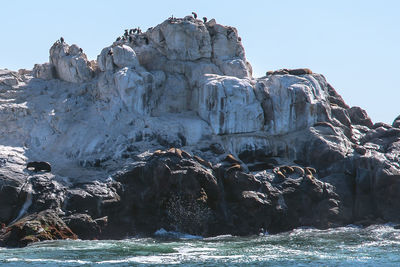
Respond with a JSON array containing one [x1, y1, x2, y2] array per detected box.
[[209, 24, 244, 61], [113, 67, 149, 114], [32, 63, 55, 80], [97, 45, 140, 72], [150, 73, 189, 115], [49, 42, 93, 83], [148, 17, 212, 61], [196, 75, 264, 135], [207, 22, 251, 78], [97, 47, 115, 72], [256, 74, 331, 135], [112, 45, 140, 69], [96, 67, 156, 115], [0, 16, 363, 175], [218, 58, 250, 79], [118, 17, 252, 79]]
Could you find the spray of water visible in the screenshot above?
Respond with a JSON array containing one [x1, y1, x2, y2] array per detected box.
[[8, 180, 33, 225]]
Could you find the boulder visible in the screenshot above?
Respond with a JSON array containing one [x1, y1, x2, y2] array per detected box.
[[49, 41, 93, 83], [348, 106, 373, 128], [63, 213, 101, 240], [97, 44, 140, 72], [112, 45, 140, 69], [147, 17, 212, 61], [0, 210, 77, 247]]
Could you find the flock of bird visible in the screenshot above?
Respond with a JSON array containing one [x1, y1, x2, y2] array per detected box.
[[56, 12, 211, 52]]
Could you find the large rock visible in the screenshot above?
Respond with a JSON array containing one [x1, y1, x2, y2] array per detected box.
[[196, 75, 264, 135], [147, 17, 212, 61], [0, 173, 26, 224], [2, 15, 400, 247], [207, 21, 250, 78], [255, 73, 331, 135], [63, 213, 102, 240], [127, 17, 251, 78], [97, 44, 140, 72], [0, 210, 77, 247], [348, 106, 373, 128], [110, 149, 341, 237], [49, 42, 93, 83]]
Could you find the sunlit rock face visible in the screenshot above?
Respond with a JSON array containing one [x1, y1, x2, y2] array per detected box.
[[196, 75, 263, 135], [255, 74, 331, 135], [46, 42, 94, 83], [1, 15, 400, 247]]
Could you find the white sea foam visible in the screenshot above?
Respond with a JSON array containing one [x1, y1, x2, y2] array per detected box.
[[2, 226, 400, 266], [8, 182, 32, 225], [154, 228, 203, 239], [204, 234, 233, 240], [98, 255, 181, 265], [4, 257, 90, 264]]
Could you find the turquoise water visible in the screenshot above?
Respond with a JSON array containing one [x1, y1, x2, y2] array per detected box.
[[1, 225, 400, 266]]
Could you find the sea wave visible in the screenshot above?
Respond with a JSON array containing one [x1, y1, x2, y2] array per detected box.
[[1, 225, 400, 266], [154, 228, 203, 239]]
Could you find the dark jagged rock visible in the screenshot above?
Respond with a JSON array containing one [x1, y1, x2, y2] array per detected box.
[[392, 115, 400, 128], [348, 106, 374, 128], [63, 213, 102, 240], [102, 150, 341, 237], [0, 210, 77, 247]]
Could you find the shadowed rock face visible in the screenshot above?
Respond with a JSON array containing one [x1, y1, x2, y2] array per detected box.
[[0, 15, 399, 246], [0, 149, 342, 246]]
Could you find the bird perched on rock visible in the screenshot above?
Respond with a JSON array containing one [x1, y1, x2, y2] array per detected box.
[[60, 37, 64, 43], [203, 17, 207, 23], [79, 48, 83, 53], [192, 12, 197, 19]]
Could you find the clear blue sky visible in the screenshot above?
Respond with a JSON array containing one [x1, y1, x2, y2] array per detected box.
[[1, 0, 399, 124]]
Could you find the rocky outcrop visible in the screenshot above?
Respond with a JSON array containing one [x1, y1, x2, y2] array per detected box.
[[0, 148, 342, 246], [110, 149, 341, 236], [136, 17, 251, 79], [197, 75, 263, 134], [32, 63, 55, 80], [1, 15, 400, 246], [0, 210, 77, 247], [36, 42, 94, 83], [97, 44, 141, 72]]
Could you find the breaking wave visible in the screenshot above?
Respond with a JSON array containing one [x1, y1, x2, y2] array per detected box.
[[1, 224, 400, 266]]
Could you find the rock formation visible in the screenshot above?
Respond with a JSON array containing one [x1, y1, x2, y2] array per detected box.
[[0, 16, 399, 247]]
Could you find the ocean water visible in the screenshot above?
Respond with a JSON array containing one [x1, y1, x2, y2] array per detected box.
[[1, 224, 400, 266]]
